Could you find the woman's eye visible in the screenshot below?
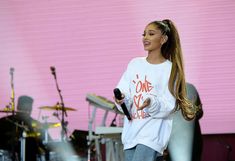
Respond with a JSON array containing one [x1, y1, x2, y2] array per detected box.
[[142, 33, 145, 37], [149, 33, 155, 36]]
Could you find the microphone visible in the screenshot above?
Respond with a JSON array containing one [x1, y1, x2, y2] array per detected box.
[[113, 88, 132, 120]]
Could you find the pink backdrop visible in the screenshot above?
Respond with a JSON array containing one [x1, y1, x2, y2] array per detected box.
[[1, 0, 235, 137]]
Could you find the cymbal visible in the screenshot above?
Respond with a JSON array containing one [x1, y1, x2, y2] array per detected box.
[[32, 122, 61, 129], [0, 109, 27, 113], [0, 110, 13, 113], [39, 106, 76, 111], [24, 132, 41, 138]]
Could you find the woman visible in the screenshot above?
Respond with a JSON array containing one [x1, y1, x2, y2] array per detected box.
[[114, 19, 196, 161]]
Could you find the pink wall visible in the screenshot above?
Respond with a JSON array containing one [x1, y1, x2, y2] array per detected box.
[[0, 0, 235, 137]]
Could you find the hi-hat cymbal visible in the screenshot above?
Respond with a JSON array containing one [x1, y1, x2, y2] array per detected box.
[[39, 106, 76, 111], [0, 110, 13, 113], [0, 109, 27, 113], [32, 122, 61, 129], [24, 132, 41, 138]]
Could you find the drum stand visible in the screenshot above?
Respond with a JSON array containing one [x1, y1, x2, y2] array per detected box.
[[20, 131, 26, 161], [42, 116, 49, 144]]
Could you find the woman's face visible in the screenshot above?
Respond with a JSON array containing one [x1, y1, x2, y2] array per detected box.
[[142, 23, 165, 52]]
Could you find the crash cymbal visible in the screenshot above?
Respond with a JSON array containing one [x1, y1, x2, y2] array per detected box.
[[39, 106, 76, 111]]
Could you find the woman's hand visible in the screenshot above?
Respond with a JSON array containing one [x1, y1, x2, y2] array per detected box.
[[138, 98, 151, 110], [113, 93, 125, 105]]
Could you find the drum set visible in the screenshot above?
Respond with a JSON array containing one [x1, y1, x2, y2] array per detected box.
[[0, 105, 77, 161], [0, 67, 82, 161]]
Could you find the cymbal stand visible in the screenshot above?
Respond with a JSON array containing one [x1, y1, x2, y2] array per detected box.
[[50, 67, 68, 141]]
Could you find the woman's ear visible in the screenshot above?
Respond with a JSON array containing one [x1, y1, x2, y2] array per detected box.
[[161, 35, 168, 45]]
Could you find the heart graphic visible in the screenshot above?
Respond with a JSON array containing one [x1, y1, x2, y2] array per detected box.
[[134, 94, 142, 109]]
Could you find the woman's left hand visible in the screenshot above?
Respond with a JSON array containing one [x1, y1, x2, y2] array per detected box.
[[138, 98, 151, 110]]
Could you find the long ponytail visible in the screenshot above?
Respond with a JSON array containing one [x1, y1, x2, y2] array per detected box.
[[151, 19, 197, 120]]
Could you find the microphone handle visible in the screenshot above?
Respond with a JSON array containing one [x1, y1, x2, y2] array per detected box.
[[114, 88, 132, 120], [120, 103, 132, 120]]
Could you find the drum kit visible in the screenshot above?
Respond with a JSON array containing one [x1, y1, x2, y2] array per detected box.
[[0, 105, 77, 161], [0, 67, 80, 161]]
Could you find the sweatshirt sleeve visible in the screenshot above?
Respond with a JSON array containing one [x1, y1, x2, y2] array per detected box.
[[114, 63, 133, 113], [147, 86, 176, 118]]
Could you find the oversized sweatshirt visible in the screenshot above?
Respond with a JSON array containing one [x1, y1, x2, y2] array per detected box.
[[116, 57, 176, 154]]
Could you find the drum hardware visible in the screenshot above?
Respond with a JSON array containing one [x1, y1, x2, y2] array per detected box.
[[0, 149, 12, 161], [19, 130, 41, 161], [20, 131, 27, 161], [40, 115, 61, 145], [39, 103, 74, 142]]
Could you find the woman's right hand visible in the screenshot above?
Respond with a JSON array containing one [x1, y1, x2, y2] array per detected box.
[[113, 93, 125, 105]]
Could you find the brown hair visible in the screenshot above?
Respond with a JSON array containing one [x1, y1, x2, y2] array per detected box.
[[150, 19, 196, 120]]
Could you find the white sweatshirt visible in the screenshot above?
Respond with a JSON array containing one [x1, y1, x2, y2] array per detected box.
[[116, 57, 176, 154]]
